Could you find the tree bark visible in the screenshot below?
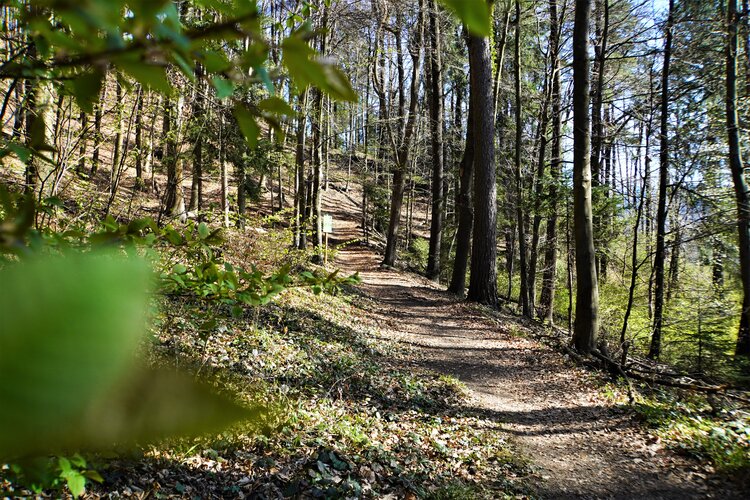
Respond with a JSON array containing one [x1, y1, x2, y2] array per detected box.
[[189, 70, 204, 211], [513, 0, 531, 316], [382, 0, 424, 267], [134, 85, 145, 191], [295, 89, 309, 248], [572, 0, 600, 353], [467, 29, 498, 308], [426, 0, 445, 281], [448, 64, 475, 296], [727, 0, 750, 357], [649, 0, 674, 360], [540, 0, 563, 324]]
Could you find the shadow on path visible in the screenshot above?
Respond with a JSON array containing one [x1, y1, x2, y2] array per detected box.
[[321, 184, 744, 499]]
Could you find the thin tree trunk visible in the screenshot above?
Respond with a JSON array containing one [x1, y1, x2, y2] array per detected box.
[[514, 0, 531, 316], [220, 112, 229, 228], [295, 89, 309, 248], [382, 0, 424, 267], [78, 111, 88, 174], [620, 159, 648, 359], [91, 77, 107, 178], [134, 85, 145, 191], [110, 79, 123, 194], [448, 67, 475, 296], [649, 0, 674, 360], [540, 0, 563, 323], [189, 70, 204, 212], [426, 0, 445, 281]]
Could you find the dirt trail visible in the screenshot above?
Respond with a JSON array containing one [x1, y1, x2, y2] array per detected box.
[[322, 184, 739, 499]]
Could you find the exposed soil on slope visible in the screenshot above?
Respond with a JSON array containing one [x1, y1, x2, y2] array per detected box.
[[322, 182, 745, 499]]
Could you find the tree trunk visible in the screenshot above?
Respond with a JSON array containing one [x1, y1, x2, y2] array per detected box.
[[649, 0, 674, 360], [312, 85, 324, 257], [91, 77, 107, 177], [590, 0, 609, 278], [572, 0, 600, 353], [528, 49, 552, 317], [220, 112, 229, 228], [189, 69, 204, 212], [426, 0, 445, 281], [467, 30, 498, 307], [78, 111, 88, 174], [134, 85, 145, 191], [164, 95, 185, 219], [448, 68, 475, 296], [513, 0, 531, 316], [540, 0, 563, 324], [295, 89, 309, 248], [110, 79, 123, 195], [727, 0, 750, 357], [382, 0, 425, 267]]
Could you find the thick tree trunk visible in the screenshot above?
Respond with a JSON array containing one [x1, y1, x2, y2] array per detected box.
[[572, 0, 600, 353], [727, 0, 750, 357], [649, 0, 674, 360], [467, 30, 498, 307]]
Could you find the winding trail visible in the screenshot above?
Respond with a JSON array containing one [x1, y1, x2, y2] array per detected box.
[[322, 183, 740, 499]]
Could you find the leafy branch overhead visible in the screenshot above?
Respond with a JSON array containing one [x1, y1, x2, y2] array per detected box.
[[0, 0, 358, 155]]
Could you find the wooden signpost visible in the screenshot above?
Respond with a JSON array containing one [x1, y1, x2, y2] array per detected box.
[[323, 215, 333, 264]]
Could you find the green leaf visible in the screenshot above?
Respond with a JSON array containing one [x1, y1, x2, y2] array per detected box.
[[258, 96, 295, 116], [200, 50, 232, 73], [78, 367, 260, 445], [282, 35, 357, 102], [233, 104, 260, 149], [0, 252, 263, 457], [83, 469, 104, 483], [439, 0, 491, 37], [62, 469, 86, 498], [0, 252, 149, 458], [198, 222, 210, 239], [212, 75, 234, 100], [70, 71, 104, 114], [116, 61, 172, 94]]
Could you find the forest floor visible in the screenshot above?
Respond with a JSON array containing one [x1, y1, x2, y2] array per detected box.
[[322, 182, 746, 499]]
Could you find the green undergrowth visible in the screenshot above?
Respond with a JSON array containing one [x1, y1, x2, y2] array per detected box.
[[605, 384, 750, 478], [95, 286, 528, 498]]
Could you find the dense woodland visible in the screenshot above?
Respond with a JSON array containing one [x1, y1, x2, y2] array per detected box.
[[1, 0, 750, 498]]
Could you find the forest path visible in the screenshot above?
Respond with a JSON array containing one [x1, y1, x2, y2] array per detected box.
[[321, 183, 735, 499]]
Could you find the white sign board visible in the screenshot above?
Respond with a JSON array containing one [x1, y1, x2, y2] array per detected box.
[[323, 215, 333, 234]]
